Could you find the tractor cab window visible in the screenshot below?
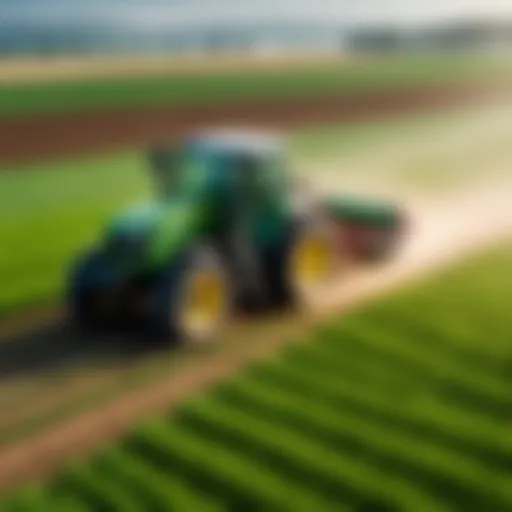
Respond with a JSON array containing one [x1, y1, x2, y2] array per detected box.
[[233, 152, 286, 204], [148, 146, 208, 198], [148, 146, 182, 196]]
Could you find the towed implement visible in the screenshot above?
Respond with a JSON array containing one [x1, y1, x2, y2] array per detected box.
[[68, 129, 407, 344]]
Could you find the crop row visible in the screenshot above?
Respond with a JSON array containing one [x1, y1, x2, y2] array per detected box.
[[1, 55, 505, 119], [2, 244, 511, 511]]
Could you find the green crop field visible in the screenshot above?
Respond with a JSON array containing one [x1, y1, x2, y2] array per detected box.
[[2, 242, 511, 511], [0, 54, 509, 118], [0, 153, 153, 316], [1, 101, 511, 318]]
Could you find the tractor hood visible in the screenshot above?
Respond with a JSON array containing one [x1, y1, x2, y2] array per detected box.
[[106, 202, 162, 239], [326, 195, 403, 229], [103, 199, 202, 272]]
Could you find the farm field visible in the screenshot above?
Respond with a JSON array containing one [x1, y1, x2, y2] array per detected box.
[[0, 41, 511, 512], [0, 142, 509, 491], [0, 54, 509, 119], [2, 240, 511, 511], [1, 101, 511, 318]]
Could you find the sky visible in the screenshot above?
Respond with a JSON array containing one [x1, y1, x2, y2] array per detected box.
[[1, 0, 512, 29]]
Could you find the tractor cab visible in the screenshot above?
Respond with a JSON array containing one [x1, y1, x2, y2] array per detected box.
[[147, 130, 290, 208], [147, 143, 205, 200]]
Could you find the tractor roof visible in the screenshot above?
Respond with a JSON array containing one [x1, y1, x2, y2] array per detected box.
[[189, 128, 284, 156]]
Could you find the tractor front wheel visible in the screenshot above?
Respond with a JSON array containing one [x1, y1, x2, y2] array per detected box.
[[67, 251, 119, 331], [149, 244, 233, 345]]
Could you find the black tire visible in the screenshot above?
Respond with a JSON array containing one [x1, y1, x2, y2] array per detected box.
[[148, 244, 233, 345], [67, 251, 117, 330], [216, 234, 270, 315], [263, 215, 338, 311]]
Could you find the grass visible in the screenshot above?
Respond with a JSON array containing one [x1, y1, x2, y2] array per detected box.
[[2, 242, 511, 511], [0, 54, 509, 118], [0, 152, 151, 316], [1, 101, 512, 318]]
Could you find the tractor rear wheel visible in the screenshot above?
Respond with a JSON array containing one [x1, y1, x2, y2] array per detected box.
[[265, 216, 341, 311]]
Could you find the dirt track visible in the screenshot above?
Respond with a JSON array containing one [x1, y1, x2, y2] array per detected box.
[[2, 80, 512, 166], [0, 175, 510, 491]]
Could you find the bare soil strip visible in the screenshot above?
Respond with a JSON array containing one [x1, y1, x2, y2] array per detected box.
[[0, 177, 510, 491], [0, 53, 349, 85], [1, 80, 511, 167]]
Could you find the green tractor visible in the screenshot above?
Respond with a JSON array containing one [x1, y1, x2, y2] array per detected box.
[[67, 129, 406, 344]]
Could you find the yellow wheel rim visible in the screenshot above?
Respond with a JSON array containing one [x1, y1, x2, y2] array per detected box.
[[181, 270, 227, 340], [292, 233, 334, 296]]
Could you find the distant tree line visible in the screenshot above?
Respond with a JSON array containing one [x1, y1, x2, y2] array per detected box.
[[0, 20, 511, 58], [346, 20, 512, 54]]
